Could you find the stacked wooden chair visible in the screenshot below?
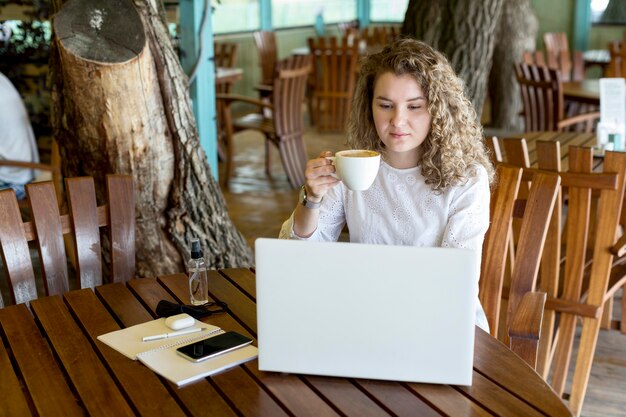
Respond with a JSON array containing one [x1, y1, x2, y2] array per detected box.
[[307, 36, 359, 133], [514, 62, 600, 133], [499, 137, 626, 416], [480, 165, 561, 369], [214, 41, 240, 164], [252, 30, 278, 102], [606, 32, 626, 77], [216, 55, 312, 188], [543, 32, 585, 82], [0, 175, 135, 307]]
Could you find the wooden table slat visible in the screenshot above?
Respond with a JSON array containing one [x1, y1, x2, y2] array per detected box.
[[207, 270, 259, 337], [304, 376, 391, 417], [355, 380, 442, 417], [457, 371, 548, 417], [0, 306, 51, 416], [96, 282, 154, 326], [219, 267, 257, 300], [407, 382, 494, 417], [472, 329, 572, 416], [0, 304, 84, 416], [30, 296, 135, 417], [63, 289, 187, 417]]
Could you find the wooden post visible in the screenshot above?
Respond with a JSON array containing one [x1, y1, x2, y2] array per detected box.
[[179, 0, 218, 179]]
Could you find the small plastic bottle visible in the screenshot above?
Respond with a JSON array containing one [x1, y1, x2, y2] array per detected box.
[[188, 238, 208, 305]]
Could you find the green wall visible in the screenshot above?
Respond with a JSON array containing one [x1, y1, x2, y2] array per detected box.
[[532, 0, 625, 51]]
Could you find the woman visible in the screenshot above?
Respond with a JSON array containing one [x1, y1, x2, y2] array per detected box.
[[279, 38, 494, 330]]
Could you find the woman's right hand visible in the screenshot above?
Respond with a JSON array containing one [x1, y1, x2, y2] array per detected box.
[[304, 151, 340, 202]]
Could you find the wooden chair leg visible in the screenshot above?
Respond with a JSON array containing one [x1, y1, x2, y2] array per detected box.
[[550, 313, 579, 397], [264, 138, 272, 176], [601, 297, 613, 329], [621, 284, 626, 334], [568, 318, 602, 417]]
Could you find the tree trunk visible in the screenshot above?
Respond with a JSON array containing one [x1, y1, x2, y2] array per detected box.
[[50, 0, 252, 277], [488, 0, 538, 131], [402, 0, 505, 117]]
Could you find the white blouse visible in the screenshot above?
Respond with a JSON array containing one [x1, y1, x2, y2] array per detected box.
[[279, 161, 491, 331]]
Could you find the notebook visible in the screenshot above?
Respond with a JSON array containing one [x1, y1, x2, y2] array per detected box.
[[254, 238, 478, 386], [98, 317, 258, 386]]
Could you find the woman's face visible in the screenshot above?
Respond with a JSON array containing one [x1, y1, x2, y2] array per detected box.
[[372, 72, 432, 168]]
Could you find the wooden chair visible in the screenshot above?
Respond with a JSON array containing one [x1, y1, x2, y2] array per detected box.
[[543, 32, 585, 82], [0, 175, 135, 307], [514, 62, 600, 133], [214, 41, 240, 163], [307, 36, 359, 133], [360, 25, 401, 51], [479, 165, 561, 369], [216, 54, 312, 188], [252, 30, 278, 100], [500, 138, 626, 416], [606, 34, 626, 77]]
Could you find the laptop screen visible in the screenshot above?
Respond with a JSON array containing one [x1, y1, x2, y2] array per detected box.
[[255, 238, 478, 385]]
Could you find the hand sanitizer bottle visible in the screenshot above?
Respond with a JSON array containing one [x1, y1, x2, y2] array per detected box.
[[188, 238, 208, 305]]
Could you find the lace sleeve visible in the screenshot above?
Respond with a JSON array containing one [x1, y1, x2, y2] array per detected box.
[[278, 185, 346, 241], [440, 166, 491, 253]]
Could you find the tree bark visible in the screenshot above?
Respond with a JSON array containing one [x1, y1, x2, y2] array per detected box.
[[488, 0, 538, 131], [50, 0, 252, 278], [402, 0, 505, 117]]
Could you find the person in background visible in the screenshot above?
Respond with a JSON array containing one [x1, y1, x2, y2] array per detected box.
[[0, 71, 40, 200], [279, 38, 494, 331]]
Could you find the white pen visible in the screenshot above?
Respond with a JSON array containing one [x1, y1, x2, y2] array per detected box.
[[142, 327, 206, 342]]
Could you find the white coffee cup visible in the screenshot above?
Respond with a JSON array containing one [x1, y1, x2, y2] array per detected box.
[[327, 149, 381, 191]]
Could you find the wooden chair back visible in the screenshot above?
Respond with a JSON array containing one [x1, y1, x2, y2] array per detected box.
[[214, 41, 240, 165], [253, 31, 278, 88], [606, 35, 626, 77], [522, 50, 547, 67], [514, 63, 598, 133], [499, 138, 626, 416], [480, 165, 560, 368], [543, 32, 584, 82], [216, 55, 312, 188], [214, 41, 239, 94], [0, 175, 135, 307], [360, 25, 400, 50], [307, 36, 359, 133]]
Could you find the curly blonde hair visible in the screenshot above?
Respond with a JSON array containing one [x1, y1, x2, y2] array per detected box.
[[348, 38, 494, 190]]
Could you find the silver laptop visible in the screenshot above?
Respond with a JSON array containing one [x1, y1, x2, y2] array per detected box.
[[254, 238, 478, 386]]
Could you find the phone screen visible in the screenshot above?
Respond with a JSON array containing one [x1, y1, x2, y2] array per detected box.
[[176, 331, 253, 362]]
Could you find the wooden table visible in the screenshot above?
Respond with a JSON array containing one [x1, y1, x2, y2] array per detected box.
[[500, 131, 598, 171], [216, 67, 243, 85], [583, 49, 611, 74], [562, 80, 600, 105], [0, 269, 573, 417]]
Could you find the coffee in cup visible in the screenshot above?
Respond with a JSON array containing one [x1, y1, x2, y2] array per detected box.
[[327, 150, 381, 191]]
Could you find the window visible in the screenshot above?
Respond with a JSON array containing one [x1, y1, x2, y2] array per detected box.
[[591, 0, 626, 25], [272, 0, 356, 29], [212, 0, 260, 34], [370, 0, 408, 22]]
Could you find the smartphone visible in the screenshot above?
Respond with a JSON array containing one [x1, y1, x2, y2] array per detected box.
[[176, 331, 253, 363]]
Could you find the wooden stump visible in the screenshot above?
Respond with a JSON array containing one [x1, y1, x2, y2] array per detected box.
[[51, 0, 252, 277]]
